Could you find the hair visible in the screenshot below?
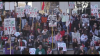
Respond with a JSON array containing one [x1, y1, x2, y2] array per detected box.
[[80, 46, 83, 49], [73, 38, 78, 43], [59, 47, 63, 51]]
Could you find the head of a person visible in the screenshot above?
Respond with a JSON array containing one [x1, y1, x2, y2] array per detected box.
[[38, 23, 40, 26], [57, 32, 60, 35], [99, 44, 100, 47], [80, 46, 83, 50], [43, 39, 45, 42], [19, 38, 22, 42], [47, 47, 51, 51], [0, 10, 2, 15], [91, 46, 94, 50], [15, 46, 19, 50], [59, 47, 63, 52], [39, 44, 42, 50], [61, 28, 63, 31], [39, 33, 42, 37], [29, 39, 31, 42], [63, 13, 65, 15], [30, 33, 33, 35], [95, 13, 97, 16], [74, 38, 77, 42], [74, 27, 76, 31], [83, 32, 86, 35]]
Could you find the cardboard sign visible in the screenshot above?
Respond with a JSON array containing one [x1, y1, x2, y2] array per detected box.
[[4, 18, 16, 35], [29, 48, 36, 54], [25, 5, 31, 14], [48, 15, 57, 27], [30, 7, 38, 17], [69, 2, 75, 9], [5, 2, 14, 10], [16, 7, 25, 17], [0, 2, 3, 9], [58, 42, 67, 51], [72, 32, 80, 44], [91, 4, 98, 15]]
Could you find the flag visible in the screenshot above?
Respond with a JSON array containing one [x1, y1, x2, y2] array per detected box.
[[42, 2, 45, 10]]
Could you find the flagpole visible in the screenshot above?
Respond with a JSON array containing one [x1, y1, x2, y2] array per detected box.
[[52, 11, 53, 49]]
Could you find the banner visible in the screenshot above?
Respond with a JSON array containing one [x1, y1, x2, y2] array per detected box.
[[25, 5, 31, 14], [5, 2, 14, 10], [58, 42, 67, 51], [0, 2, 3, 9], [30, 7, 38, 17], [72, 32, 80, 44], [5, 44, 14, 54], [91, 4, 98, 15], [48, 15, 57, 27], [29, 48, 36, 54], [16, 7, 25, 17], [4, 18, 16, 35], [69, 2, 75, 9]]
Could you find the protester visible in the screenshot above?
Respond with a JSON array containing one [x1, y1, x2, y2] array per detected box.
[[47, 47, 52, 54], [58, 47, 63, 54], [14, 46, 21, 54], [18, 38, 25, 46], [35, 44, 46, 54], [87, 46, 97, 54], [27, 39, 34, 48], [22, 48, 30, 54], [78, 46, 85, 55]]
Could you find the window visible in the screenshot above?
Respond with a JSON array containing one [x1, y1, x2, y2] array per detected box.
[[18, 2, 26, 7], [28, 2, 32, 7]]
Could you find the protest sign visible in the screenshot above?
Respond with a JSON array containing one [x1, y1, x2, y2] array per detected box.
[[82, 18, 89, 26], [14, 32, 20, 37], [5, 44, 14, 54], [72, 32, 80, 44], [4, 18, 16, 35], [92, 35, 100, 41], [0, 2, 3, 9], [5, 2, 14, 10], [30, 7, 38, 17], [72, 9, 77, 14], [69, 2, 75, 9], [58, 42, 67, 51], [91, 4, 98, 15], [25, 5, 31, 14], [29, 48, 36, 54], [16, 7, 25, 17], [22, 40, 27, 46], [48, 15, 57, 27]]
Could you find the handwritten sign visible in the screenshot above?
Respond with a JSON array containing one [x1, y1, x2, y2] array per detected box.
[[16, 7, 25, 17], [91, 4, 98, 15], [58, 43, 67, 51], [0, 2, 3, 9], [69, 2, 75, 9], [72, 32, 80, 44], [29, 48, 36, 54], [4, 18, 16, 35], [25, 5, 31, 14], [48, 15, 57, 27], [30, 7, 38, 17]]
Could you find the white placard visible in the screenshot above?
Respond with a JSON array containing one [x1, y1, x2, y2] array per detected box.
[[0, 2, 3, 9], [48, 15, 57, 27], [58, 42, 67, 51], [5, 2, 14, 10], [16, 7, 25, 17], [25, 5, 31, 14], [14, 32, 20, 37], [69, 2, 75, 9], [95, 46, 99, 50], [4, 18, 16, 35], [29, 48, 36, 54], [30, 7, 38, 17], [91, 4, 98, 15], [72, 32, 80, 44]]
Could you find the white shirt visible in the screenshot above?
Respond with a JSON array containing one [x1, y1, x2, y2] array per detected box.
[[81, 34, 88, 42]]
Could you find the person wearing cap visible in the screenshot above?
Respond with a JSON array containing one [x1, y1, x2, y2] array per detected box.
[[80, 32, 88, 45], [87, 46, 97, 54]]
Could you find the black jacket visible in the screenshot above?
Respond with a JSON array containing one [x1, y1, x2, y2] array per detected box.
[[73, 42, 78, 49], [14, 49, 21, 54], [97, 47, 100, 52], [78, 49, 85, 54], [27, 42, 34, 48], [35, 41, 42, 49]]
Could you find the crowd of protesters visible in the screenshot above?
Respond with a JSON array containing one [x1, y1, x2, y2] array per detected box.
[[0, 7, 100, 55]]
